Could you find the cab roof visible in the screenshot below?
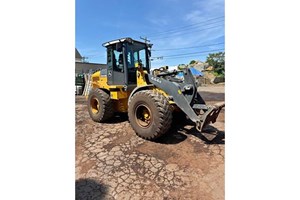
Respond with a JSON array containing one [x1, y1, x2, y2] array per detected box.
[[102, 37, 149, 47]]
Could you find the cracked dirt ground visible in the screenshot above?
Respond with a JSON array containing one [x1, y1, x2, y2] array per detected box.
[[76, 85, 225, 200]]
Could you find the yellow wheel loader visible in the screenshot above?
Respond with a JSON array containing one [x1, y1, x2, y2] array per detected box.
[[87, 38, 224, 140]]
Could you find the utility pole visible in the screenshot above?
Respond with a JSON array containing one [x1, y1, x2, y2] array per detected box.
[[140, 36, 150, 44], [140, 36, 164, 62], [82, 56, 89, 63]]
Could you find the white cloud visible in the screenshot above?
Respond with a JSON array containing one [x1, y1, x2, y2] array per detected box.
[[185, 0, 224, 24], [185, 10, 204, 23], [147, 18, 169, 27]]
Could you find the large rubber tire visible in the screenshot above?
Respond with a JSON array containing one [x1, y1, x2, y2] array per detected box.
[[128, 90, 172, 140], [87, 88, 114, 122]]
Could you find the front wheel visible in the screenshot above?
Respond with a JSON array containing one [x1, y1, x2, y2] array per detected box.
[[128, 90, 172, 140]]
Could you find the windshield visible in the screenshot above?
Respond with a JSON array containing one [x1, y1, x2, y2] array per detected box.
[[126, 43, 150, 72]]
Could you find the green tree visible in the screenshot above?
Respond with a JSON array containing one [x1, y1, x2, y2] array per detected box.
[[177, 64, 187, 70], [206, 52, 225, 77], [189, 60, 196, 65]]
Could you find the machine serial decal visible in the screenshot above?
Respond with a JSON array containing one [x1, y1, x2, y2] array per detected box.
[[151, 77, 162, 84]]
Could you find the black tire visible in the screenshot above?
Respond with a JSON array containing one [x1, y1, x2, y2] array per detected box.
[[87, 88, 114, 122], [128, 90, 172, 140]]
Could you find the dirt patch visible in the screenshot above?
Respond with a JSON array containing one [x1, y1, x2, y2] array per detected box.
[[136, 141, 180, 161], [76, 134, 85, 158], [201, 92, 225, 102], [80, 160, 97, 174], [217, 110, 225, 122]]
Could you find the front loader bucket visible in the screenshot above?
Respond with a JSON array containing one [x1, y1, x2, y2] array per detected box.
[[197, 102, 225, 132]]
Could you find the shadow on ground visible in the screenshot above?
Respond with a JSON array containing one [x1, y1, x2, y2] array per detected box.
[[188, 125, 225, 144], [154, 130, 188, 144], [154, 117, 225, 145], [76, 178, 108, 200], [105, 113, 128, 124]]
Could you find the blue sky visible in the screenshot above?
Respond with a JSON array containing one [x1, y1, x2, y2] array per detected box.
[[76, 0, 224, 68]]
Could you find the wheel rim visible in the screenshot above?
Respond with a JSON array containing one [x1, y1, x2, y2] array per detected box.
[[135, 104, 152, 128], [90, 97, 100, 114]]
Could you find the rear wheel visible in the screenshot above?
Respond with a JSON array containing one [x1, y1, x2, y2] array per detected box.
[[87, 88, 114, 122], [128, 90, 172, 140]]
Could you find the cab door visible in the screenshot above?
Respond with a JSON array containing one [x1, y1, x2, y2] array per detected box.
[[107, 45, 126, 85]]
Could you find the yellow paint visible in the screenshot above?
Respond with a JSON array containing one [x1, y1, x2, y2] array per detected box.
[[153, 88, 175, 105], [90, 71, 130, 101], [88, 70, 130, 112], [89, 65, 175, 113], [91, 71, 109, 90], [110, 90, 129, 100], [135, 62, 139, 68], [136, 70, 148, 87], [90, 97, 99, 114], [91, 71, 125, 91], [110, 91, 118, 99]]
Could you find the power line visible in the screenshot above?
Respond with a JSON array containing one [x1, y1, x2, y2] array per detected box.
[[163, 53, 220, 60], [150, 24, 224, 40], [164, 49, 224, 57], [140, 36, 150, 44], [152, 51, 224, 60], [152, 42, 224, 51], [148, 19, 224, 38], [152, 48, 224, 59], [144, 16, 224, 37]]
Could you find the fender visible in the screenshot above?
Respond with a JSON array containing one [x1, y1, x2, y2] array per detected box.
[[127, 84, 154, 105]]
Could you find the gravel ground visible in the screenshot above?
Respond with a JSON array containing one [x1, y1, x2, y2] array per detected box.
[[76, 84, 225, 200]]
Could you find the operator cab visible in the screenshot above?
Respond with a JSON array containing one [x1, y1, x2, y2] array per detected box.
[[103, 38, 152, 87]]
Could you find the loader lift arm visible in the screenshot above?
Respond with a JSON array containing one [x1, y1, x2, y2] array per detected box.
[[147, 68, 225, 132]]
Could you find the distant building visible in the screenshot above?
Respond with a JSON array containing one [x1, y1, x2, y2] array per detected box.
[[75, 48, 106, 74], [75, 48, 83, 62]]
